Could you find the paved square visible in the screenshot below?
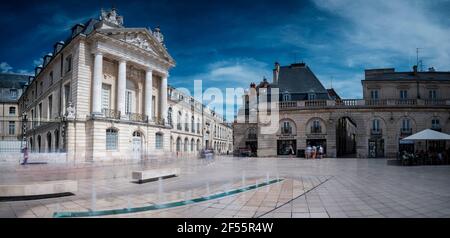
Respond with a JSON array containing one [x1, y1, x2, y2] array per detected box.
[[1, 157, 450, 218]]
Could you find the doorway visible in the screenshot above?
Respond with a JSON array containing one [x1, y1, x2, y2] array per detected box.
[[132, 131, 142, 157], [277, 140, 296, 155], [336, 117, 357, 157], [368, 138, 384, 158]]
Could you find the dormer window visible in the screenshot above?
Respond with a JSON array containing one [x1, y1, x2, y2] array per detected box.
[[429, 90, 437, 100], [9, 89, 18, 98], [400, 90, 408, 99], [282, 92, 291, 101], [308, 93, 316, 100]]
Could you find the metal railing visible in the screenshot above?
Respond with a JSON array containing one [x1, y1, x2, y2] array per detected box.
[[400, 128, 412, 136], [102, 109, 121, 119], [310, 126, 322, 134], [371, 128, 382, 135], [281, 127, 292, 135], [127, 113, 148, 123]]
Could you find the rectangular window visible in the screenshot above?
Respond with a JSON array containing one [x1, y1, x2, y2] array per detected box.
[[101, 84, 111, 110], [48, 95, 53, 119], [9, 107, 16, 115], [106, 129, 118, 151], [9, 121, 15, 135], [38, 103, 42, 125], [65, 56, 72, 73], [49, 71, 54, 85], [64, 84, 70, 110], [370, 90, 379, 100], [308, 93, 316, 100], [432, 119, 440, 129], [400, 90, 408, 99], [155, 133, 163, 149], [152, 95, 156, 119], [402, 119, 410, 130], [125, 90, 133, 114], [39, 82, 43, 95]]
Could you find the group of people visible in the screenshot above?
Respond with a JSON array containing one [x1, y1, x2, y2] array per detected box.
[[305, 144, 324, 159], [400, 148, 450, 166]]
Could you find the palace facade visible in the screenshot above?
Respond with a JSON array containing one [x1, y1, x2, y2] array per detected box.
[[14, 8, 232, 162], [233, 62, 450, 158]]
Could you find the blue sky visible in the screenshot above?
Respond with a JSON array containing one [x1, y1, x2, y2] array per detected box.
[[1, 0, 450, 120]]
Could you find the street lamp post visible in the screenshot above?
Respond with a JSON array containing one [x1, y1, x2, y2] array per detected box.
[[21, 112, 28, 165]]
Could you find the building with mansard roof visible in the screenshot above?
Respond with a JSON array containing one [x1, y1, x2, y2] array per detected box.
[[13, 8, 232, 161], [234, 62, 450, 158]]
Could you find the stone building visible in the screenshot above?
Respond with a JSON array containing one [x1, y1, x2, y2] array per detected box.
[[0, 73, 29, 142], [234, 62, 450, 158], [14, 8, 232, 162]]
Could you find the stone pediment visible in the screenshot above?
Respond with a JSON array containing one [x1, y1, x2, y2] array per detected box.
[[97, 28, 175, 65]]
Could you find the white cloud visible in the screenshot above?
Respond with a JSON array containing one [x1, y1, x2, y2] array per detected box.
[[0, 62, 33, 75], [0, 62, 13, 73], [312, 0, 450, 70]]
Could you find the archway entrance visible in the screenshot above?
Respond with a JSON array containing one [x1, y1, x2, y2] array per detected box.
[[132, 131, 142, 157], [176, 137, 181, 152], [336, 117, 357, 158], [47, 132, 52, 153]]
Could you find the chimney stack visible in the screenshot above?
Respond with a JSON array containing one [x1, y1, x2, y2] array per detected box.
[[273, 62, 280, 84]]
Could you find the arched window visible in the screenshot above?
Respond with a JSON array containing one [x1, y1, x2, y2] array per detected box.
[[311, 120, 322, 133], [282, 121, 292, 135], [185, 114, 189, 132], [155, 133, 163, 149], [184, 138, 188, 152], [168, 107, 173, 126], [106, 128, 118, 150], [191, 138, 194, 151], [54, 130, 59, 152], [176, 137, 181, 152], [372, 119, 380, 132], [196, 139, 200, 151], [37, 135, 41, 153]]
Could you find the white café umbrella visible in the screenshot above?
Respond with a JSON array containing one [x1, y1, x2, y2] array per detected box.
[[401, 129, 450, 153], [401, 129, 450, 142]]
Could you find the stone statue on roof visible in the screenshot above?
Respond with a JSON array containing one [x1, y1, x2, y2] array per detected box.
[[100, 7, 124, 26]]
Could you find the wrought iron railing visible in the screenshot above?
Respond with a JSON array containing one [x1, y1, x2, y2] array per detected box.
[[128, 113, 148, 122], [400, 128, 412, 136], [310, 126, 322, 134], [102, 109, 121, 119], [281, 127, 292, 135], [371, 128, 382, 135]]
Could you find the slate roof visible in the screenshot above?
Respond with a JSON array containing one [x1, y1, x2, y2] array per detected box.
[[0, 73, 29, 88], [276, 63, 329, 94], [364, 68, 450, 81]]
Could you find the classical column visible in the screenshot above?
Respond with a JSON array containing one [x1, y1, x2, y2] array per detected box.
[[92, 52, 103, 115], [145, 68, 153, 121], [160, 74, 168, 124], [117, 59, 126, 117]]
